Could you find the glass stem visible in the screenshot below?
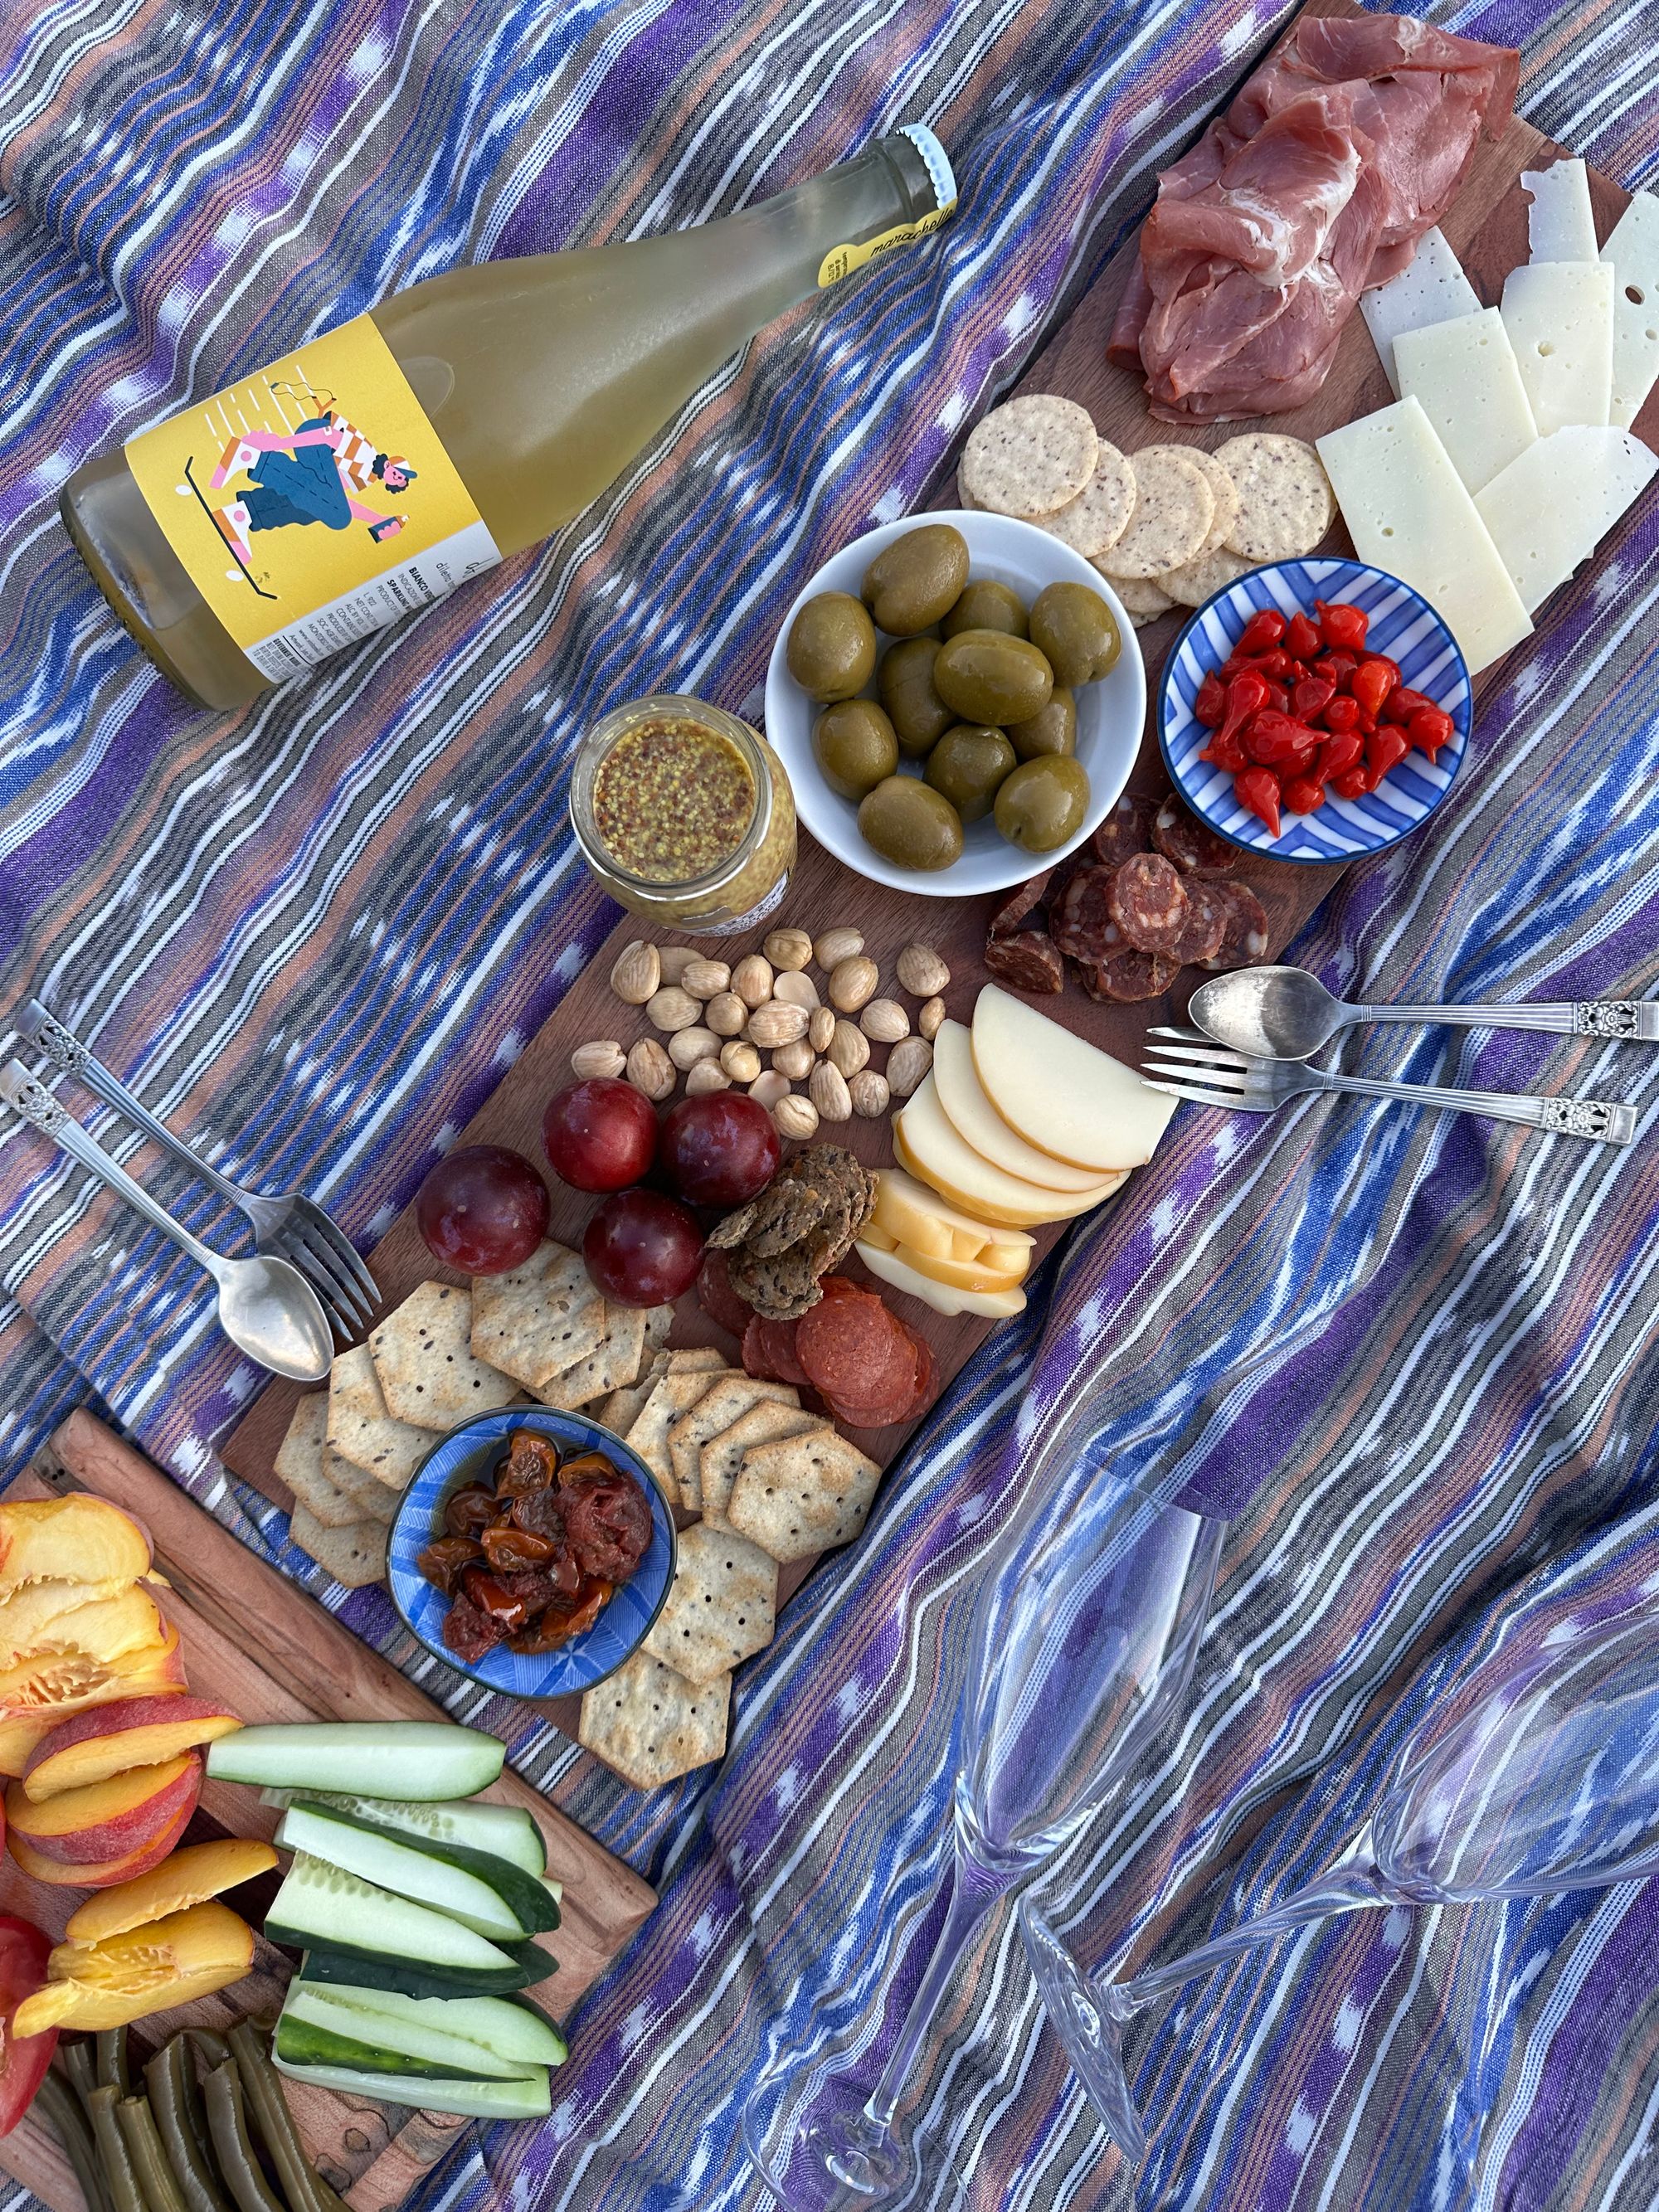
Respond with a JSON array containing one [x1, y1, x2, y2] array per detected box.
[[864, 1853, 1005, 2136]]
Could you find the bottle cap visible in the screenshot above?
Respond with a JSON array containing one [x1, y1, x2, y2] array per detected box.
[[897, 124, 957, 216]]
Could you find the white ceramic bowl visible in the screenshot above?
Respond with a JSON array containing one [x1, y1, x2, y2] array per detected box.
[[763, 510, 1146, 897]]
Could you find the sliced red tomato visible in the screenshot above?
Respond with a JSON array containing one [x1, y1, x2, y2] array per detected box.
[[0, 1915, 56, 2133]]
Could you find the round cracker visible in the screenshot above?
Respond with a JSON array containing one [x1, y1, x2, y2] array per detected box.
[[1097, 568, 1175, 618], [1181, 445, 1241, 555], [1094, 447, 1214, 578], [1159, 543, 1253, 608], [960, 396, 1099, 518], [1039, 440, 1136, 557], [1215, 433, 1335, 562]]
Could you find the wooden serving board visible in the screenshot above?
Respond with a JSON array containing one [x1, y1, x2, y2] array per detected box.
[[0, 1412, 655, 2212], [223, 0, 1653, 1741]]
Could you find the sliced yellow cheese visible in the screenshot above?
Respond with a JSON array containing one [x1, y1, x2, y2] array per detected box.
[[931, 1021, 1111, 1194], [876, 1237, 1028, 1294], [870, 1168, 1035, 1262], [856, 1241, 1029, 1318], [969, 984, 1177, 1174], [894, 1077, 1126, 1228]]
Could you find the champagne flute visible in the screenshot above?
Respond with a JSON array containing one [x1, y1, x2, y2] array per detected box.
[[1021, 1604, 1659, 2165], [739, 1469, 1226, 2209]]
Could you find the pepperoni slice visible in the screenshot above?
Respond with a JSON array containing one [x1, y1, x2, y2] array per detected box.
[[983, 929, 1065, 994], [1050, 867, 1121, 963], [1152, 795, 1239, 878], [1170, 879, 1228, 966], [795, 1290, 905, 1399], [742, 1314, 784, 1381], [759, 1317, 810, 1388], [989, 872, 1053, 940], [697, 1247, 752, 1337], [1107, 853, 1190, 956], [1089, 792, 1157, 869], [1194, 882, 1271, 971], [1079, 950, 1180, 1002]]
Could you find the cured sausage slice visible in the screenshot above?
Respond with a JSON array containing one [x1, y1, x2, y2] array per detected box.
[[1079, 950, 1180, 1002], [988, 870, 1053, 940], [1152, 795, 1239, 878], [1195, 882, 1271, 970], [1089, 792, 1158, 869], [796, 1290, 907, 1402], [982, 929, 1065, 994], [1107, 853, 1190, 956], [698, 1247, 753, 1337], [1049, 867, 1123, 963], [1170, 879, 1228, 966]]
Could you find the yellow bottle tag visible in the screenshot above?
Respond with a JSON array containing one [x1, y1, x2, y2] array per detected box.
[[817, 202, 954, 290], [124, 316, 499, 683]]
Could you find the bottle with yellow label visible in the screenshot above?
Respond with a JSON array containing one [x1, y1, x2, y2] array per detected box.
[[61, 127, 956, 712]]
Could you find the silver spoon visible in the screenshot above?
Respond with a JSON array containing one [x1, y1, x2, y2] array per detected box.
[[1186, 966, 1659, 1063], [1, 1060, 333, 1381]]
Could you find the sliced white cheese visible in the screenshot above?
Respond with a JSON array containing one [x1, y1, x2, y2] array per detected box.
[[1601, 190, 1659, 430], [1523, 159, 1598, 264], [968, 986, 1175, 1176], [1474, 426, 1658, 612], [854, 1241, 1028, 1320], [1315, 396, 1533, 673], [1394, 308, 1538, 493], [1360, 227, 1481, 395], [1501, 260, 1615, 433]]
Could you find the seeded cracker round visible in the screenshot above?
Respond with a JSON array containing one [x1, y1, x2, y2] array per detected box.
[[960, 396, 1099, 518], [1159, 543, 1253, 608], [1216, 433, 1335, 562], [1094, 447, 1213, 578], [1039, 440, 1136, 557], [1097, 569, 1175, 620], [1180, 446, 1242, 555]]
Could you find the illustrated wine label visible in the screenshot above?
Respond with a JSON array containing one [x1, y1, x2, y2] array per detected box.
[[124, 317, 500, 681]]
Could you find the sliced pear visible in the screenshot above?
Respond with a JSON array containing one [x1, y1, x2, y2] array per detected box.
[[971, 984, 1176, 1173], [856, 1241, 1029, 1318], [893, 1079, 1126, 1228], [932, 1022, 1112, 1193], [871, 1168, 1035, 1265]]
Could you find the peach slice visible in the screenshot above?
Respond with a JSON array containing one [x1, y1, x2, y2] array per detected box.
[[23, 1696, 242, 1802], [0, 1667, 188, 1776], [0, 1580, 147, 1668], [0, 1587, 168, 1675], [7, 1753, 202, 1864], [0, 1499, 150, 1601], [15, 1900, 255, 2036], [0, 1621, 183, 1720], [8, 1796, 195, 1889], [0, 1715, 54, 1779], [65, 1838, 278, 1944]]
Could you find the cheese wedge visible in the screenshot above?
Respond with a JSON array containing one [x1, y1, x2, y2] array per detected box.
[[968, 985, 1176, 1174], [894, 1077, 1126, 1228], [855, 1242, 1029, 1319], [863, 1232, 1027, 1294], [931, 1021, 1111, 1193]]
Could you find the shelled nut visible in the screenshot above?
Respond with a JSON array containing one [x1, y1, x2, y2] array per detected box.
[[772, 970, 820, 1011], [828, 955, 879, 1012], [721, 1040, 761, 1083], [668, 1026, 720, 1070], [773, 1038, 815, 1081], [860, 998, 908, 1044], [731, 952, 774, 1007], [749, 1070, 791, 1111], [705, 990, 748, 1037], [611, 941, 660, 1004], [888, 1037, 932, 1098], [918, 996, 946, 1041], [808, 1006, 835, 1053], [774, 1093, 820, 1141], [680, 958, 730, 1000], [646, 986, 703, 1033], [685, 1060, 731, 1095], [658, 948, 698, 984], [827, 1019, 870, 1077], [897, 943, 950, 998], [626, 1038, 675, 1101], [815, 927, 864, 972], [764, 928, 814, 972], [747, 1000, 810, 1048], [572, 1040, 626, 1081], [849, 1069, 890, 1118], [810, 1062, 853, 1121]]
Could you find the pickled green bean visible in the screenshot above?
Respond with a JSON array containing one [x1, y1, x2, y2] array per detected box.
[[225, 2023, 329, 2212], [36, 2070, 113, 2212], [116, 2097, 191, 2212], [64, 2041, 102, 2125], [202, 2064, 286, 2212], [95, 2033, 131, 2098], [87, 2086, 148, 2212], [144, 2044, 232, 2212]]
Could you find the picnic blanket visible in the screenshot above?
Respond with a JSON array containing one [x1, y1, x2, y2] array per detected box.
[[1, 0, 1657, 2206]]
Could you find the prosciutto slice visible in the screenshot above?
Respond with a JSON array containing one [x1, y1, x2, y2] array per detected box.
[[1108, 14, 1518, 421]]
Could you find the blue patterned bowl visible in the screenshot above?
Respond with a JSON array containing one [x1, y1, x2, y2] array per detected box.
[[388, 1407, 676, 1697], [1157, 556, 1471, 865]]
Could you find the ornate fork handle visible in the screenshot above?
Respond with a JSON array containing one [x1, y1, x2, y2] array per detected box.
[[1353, 999, 1658, 1041], [0, 1059, 220, 1263], [1314, 1067, 1640, 1143]]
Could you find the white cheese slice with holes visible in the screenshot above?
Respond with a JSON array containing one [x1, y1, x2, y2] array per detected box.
[[1601, 190, 1659, 430], [1501, 261, 1615, 432], [1474, 426, 1658, 612], [1360, 227, 1481, 395], [1394, 309, 1538, 493], [1523, 159, 1598, 263], [1316, 396, 1533, 673]]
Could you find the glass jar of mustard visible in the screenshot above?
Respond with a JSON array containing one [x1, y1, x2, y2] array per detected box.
[[571, 695, 796, 936]]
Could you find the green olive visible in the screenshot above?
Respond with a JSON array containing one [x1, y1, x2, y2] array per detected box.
[[859, 775, 965, 872], [924, 724, 1018, 823], [994, 755, 1091, 853], [877, 637, 954, 758], [813, 699, 899, 801], [933, 630, 1054, 727], [786, 591, 878, 702], [861, 525, 971, 636], [941, 579, 1028, 640], [1028, 581, 1121, 687], [1005, 687, 1077, 760]]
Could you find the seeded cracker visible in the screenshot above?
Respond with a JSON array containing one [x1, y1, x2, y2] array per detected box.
[[1159, 543, 1253, 608], [623, 1369, 732, 1505], [960, 396, 1098, 518], [727, 1429, 883, 1563], [534, 1303, 649, 1411], [641, 1522, 777, 1685], [469, 1240, 603, 1391], [667, 1374, 799, 1513], [275, 1396, 360, 1529], [368, 1284, 520, 1430], [664, 1347, 726, 1374], [700, 1405, 827, 1529], [578, 1652, 730, 1790], [1178, 445, 1241, 554], [1216, 433, 1334, 561], [1095, 448, 1214, 578], [1097, 570, 1175, 620], [289, 1507, 388, 1590], [324, 1447, 397, 1525], [1039, 441, 1136, 557], [327, 1343, 441, 1489]]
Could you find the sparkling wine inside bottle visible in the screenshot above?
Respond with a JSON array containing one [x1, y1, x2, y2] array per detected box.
[[63, 127, 954, 712]]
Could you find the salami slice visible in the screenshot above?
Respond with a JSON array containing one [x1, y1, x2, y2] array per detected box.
[[983, 929, 1065, 994], [796, 1289, 908, 1400], [988, 870, 1053, 940], [742, 1314, 783, 1381], [697, 1247, 753, 1337], [1170, 879, 1228, 966], [1152, 795, 1239, 878], [1050, 867, 1122, 963], [1080, 950, 1180, 1002], [1195, 882, 1271, 971], [1089, 792, 1157, 869], [758, 1317, 810, 1388], [1107, 853, 1190, 956]]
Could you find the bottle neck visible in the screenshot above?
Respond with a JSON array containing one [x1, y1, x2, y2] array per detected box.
[[718, 128, 955, 315]]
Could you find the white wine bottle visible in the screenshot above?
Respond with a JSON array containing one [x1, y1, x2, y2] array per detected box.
[[64, 127, 955, 712]]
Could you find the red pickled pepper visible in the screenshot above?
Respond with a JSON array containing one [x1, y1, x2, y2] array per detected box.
[[1408, 704, 1453, 758], [1244, 708, 1323, 766], [1316, 598, 1368, 652], [1236, 606, 1287, 654], [1233, 764, 1282, 837]]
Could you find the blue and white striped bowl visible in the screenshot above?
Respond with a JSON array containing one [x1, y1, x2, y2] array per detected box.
[[388, 1407, 676, 1698], [1157, 557, 1470, 865]]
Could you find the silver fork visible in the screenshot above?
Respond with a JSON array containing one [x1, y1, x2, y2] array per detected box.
[[1141, 1032, 1641, 1145], [16, 998, 380, 1336]]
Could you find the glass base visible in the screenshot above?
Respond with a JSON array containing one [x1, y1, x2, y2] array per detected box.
[[1019, 1898, 1146, 2164], [742, 2054, 970, 2210]]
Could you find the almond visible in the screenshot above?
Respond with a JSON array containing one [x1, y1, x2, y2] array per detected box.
[[809, 1006, 835, 1053], [763, 928, 814, 972], [772, 970, 820, 1010], [849, 1069, 890, 1118], [667, 1026, 720, 1070], [773, 1093, 820, 1141], [625, 1038, 675, 1101], [731, 954, 774, 1008], [749, 1070, 791, 1111], [917, 995, 946, 1041], [572, 1040, 626, 1081], [680, 958, 731, 1001], [657, 948, 698, 984], [747, 1000, 810, 1048], [646, 986, 703, 1033], [684, 1061, 731, 1095], [887, 1037, 932, 1099], [720, 1040, 761, 1083], [705, 990, 749, 1037], [809, 1062, 853, 1121], [896, 943, 950, 997], [610, 941, 660, 1005], [859, 998, 908, 1043], [772, 1038, 815, 1081], [828, 955, 879, 1013], [827, 1019, 870, 1077], [814, 927, 864, 971]]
